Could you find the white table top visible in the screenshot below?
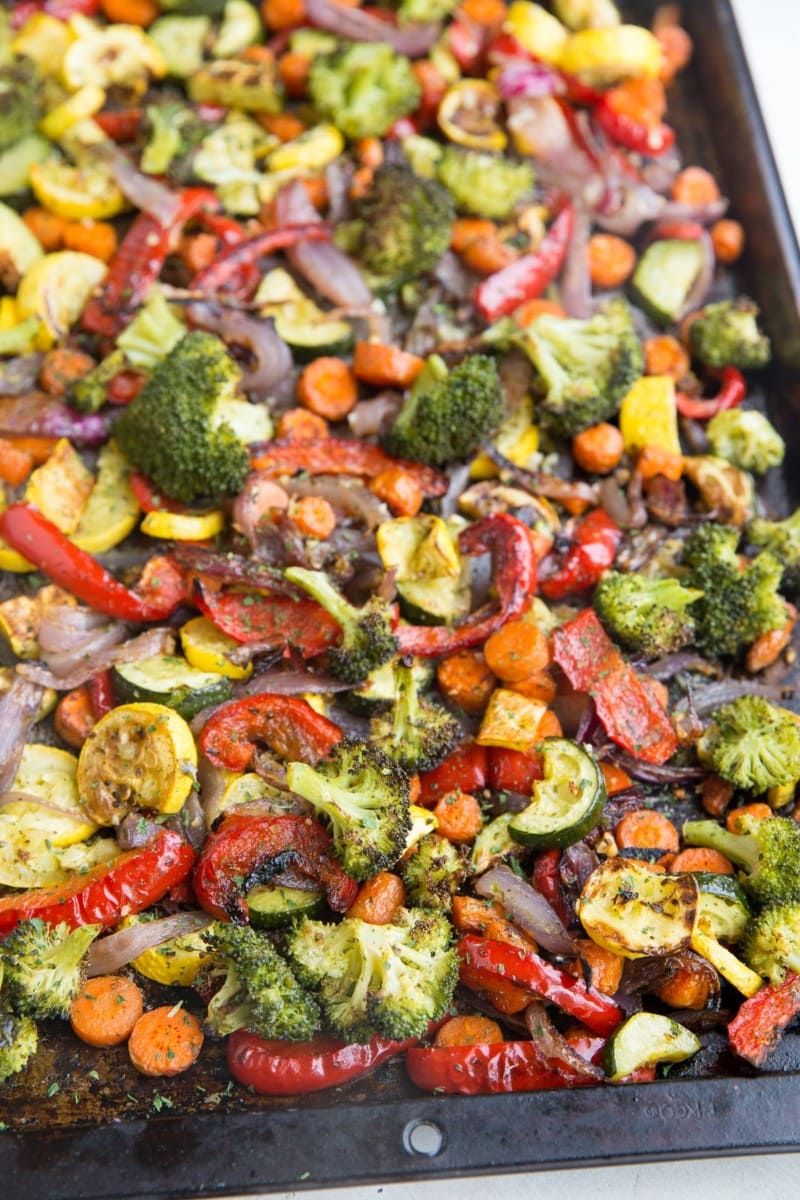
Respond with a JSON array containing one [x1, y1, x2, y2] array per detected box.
[[222, 3, 800, 1198]]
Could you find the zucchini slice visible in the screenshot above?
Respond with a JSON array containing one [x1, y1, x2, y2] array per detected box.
[[255, 268, 353, 361], [602, 1012, 701, 1082], [113, 655, 234, 720], [377, 515, 472, 625], [470, 811, 519, 874], [247, 885, 325, 928], [630, 238, 706, 326], [694, 871, 752, 944], [577, 857, 699, 958], [509, 738, 606, 849]]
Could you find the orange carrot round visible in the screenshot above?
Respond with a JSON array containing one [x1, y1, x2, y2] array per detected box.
[[257, 111, 307, 141], [643, 334, 690, 379], [433, 791, 484, 844], [436, 649, 496, 714], [571, 939, 624, 996], [276, 407, 329, 441], [347, 872, 407, 925], [70, 975, 144, 1048], [261, 0, 306, 30], [726, 803, 773, 833], [670, 166, 720, 207], [22, 207, 68, 252], [484, 620, 551, 683], [507, 670, 557, 705], [278, 51, 311, 98], [434, 1014, 505, 1047], [297, 357, 358, 421], [290, 495, 337, 539], [587, 234, 636, 289], [670, 848, 734, 875], [368, 467, 424, 517], [637, 445, 684, 482], [39, 348, 96, 397], [513, 298, 566, 326], [352, 342, 425, 389], [128, 1005, 204, 1077], [54, 686, 97, 749], [100, 0, 158, 23], [0, 439, 34, 487], [535, 710, 562, 741], [614, 809, 680, 852], [63, 220, 118, 263], [710, 218, 744, 264], [571, 423, 624, 475]]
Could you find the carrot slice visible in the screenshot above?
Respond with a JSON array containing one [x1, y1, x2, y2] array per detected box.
[[434, 1015, 504, 1047], [346, 872, 406, 925], [614, 809, 680, 852], [128, 1005, 204, 1077], [433, 791, 484, 844], [70, 975, 144, 1047], [54, 686, 97, 749], [484, 620, 551, 683], [437, 649, 496, 714], [670, 848, 734, 875], [352, 342, 425, 389], [297, 358, 358, 421]]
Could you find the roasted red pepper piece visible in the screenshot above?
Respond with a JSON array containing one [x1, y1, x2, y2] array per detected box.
[[418, 741, 489, 806], [728, 974, 800, 1067], [0, 504, 185, 622], [195, 580, 341, 657], [200, 694, 342, 772], [93, 109, 143, 143], [540, 508, 622, 601], [532, 848, 571, 929], [249, 437, 448, 498], [594, 98, 675, 156], [458, 962, 534, 1015], [396, 513, 536, 658], [190, 223, 333, 296], [458, 936, 623, 1037], [675, 366, 747, 420], [130, 472, 188, 514], [0, 830, 194, 935], [194, 813, 358, 922], [488, 747, 543, 795], [228, 1029, 423, 1095], [406, 1040, 598, 1095], [474, 205, 574, 322], [552, 608, 678, 765], [87, 669, 115, 720]]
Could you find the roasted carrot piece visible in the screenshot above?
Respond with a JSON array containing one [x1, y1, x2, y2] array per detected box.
[[600, 761, 633, 796], [458, 0, 507, 24], [434, 1015, 505, 1047], [22, 207, 68, 252], [670, 166, 720, 206], [746, 604, 797, 674], [437, 650, 496, 715], [54, 686, 96, 749], [655, 21, 693, 84], [0, 439, 34, 487], [452, 895, 537, 953], [451, 218, 496, 253], [39, 348, 96, 397], [352, 342, 425, 389], [433, 791, 484, 844], [643, 334, 690, 379], [277, 407, 329, 440], [297, 357, 358, 421], [261, 0, 306, 30], [653, 959, 716, 1011], [507, 670, 557, 704], [70, 975, 144, 1047], [569, 938, 624, 996], [484, 620, 551, 684], [461, 233, 519, 275], [301, 175, 329, 212], [513, 298, 566, 325], [587, 234, 636, 289], [278, 51, 311, 98], [726, 803, 773, 833], [347, 872, 407, 924], [368, 467, 424, 517], [178, 232, 218, 275], [355, 137, 384, 169], [535, 710, 563, 740], [701, 773, 735, 818], [100, 0, 158, 23], [670, 847, 735, 875], [710, 218, 745, 265], [257, 112, 306, 141], [637, 445, 684, 482], [614, 809, 680, 853], [2, 435, 58, 463], [571, 423, 624, 475], [289, 495, 337, 539], [63, 220, 118, 262], [128, 1005, 204, 1077]]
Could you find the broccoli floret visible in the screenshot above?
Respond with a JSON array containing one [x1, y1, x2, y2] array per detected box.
[[706, 408, 785, 475], [354, 162, 454, 290], [285, 740, 411, 881], [593, 571, 703, 659], [140, 101, 208, 178], [696, 696, 800, 794], [283, 566, 398, 683], [382, 353, 505, 467], [0, 919, 101, 1019], [286, 908, 457, 1041], [401, 832, 468, 911], [741, 904, 800, 986], [65, 349, 126, 414], [369, 662, 460, 773], [116, 289, 187, 370], [199, 923, 320, 1041], [689, 297, 771, 370], [436, 147, 535, 219], [683, 815, 800, 906], [683, 522, 788, 659], [0, 1011, 37, 1085], [516, 297, 644, 437], [748, 508, 800, 595], [113, 331, 252, 503], [0, 59, 39, 151], [308, 42, 420, 140]]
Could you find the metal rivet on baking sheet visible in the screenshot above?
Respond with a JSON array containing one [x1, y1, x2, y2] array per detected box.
[[402, 1119, 445, 1157]]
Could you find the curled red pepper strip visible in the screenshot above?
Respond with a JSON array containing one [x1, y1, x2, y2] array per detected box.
[[200, 693, 343, 773], [406, 1041, 598, 1095], [228, 1029, 430, 1096], [0, 504, 185, 622], [193, 813, 358, 922], [249, 437, 448, 498], [0, 830, 195, 935], [194, 579, 341, 657], [93, 109, 143, 143], [532, 848, 571, 930], [86, 669, 116, 720], [474, 204, 574, 322], [675, 366, 747, 420], [488, 747, 543, 795], [130, 471, 187, 515], [594, 98, 675, 157], [396, 513, 537, 658], [458, 936, 623, 1038], [728, 974, 798, 1067], [539, 508, 621, 601], [190, 223, 333, 296]]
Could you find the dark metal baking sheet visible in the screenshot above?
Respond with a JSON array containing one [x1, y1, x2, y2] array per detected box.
[[5, 0, 800, 1194]]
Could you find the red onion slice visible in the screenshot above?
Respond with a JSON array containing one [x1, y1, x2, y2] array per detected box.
[[19, 627, 175, 691], [0, 394, 110, 445], [678, 228, 715, 317], [347, 392, 403, 439], [657, 196, 729, 226], [275, 182, 373, 308], [85, 912, 213, 978], [496, 62, 563, 100], [558, 206, 592, 318], [38, 606, 112, 654], [283, 476, 390, 530], [304, 0, 439, 56], [238, 668, 353, 696], [0, 677, 46, 794], [185, 301, 293, 399], [99, 144, 182, 227], [475, 863, 576, 957]]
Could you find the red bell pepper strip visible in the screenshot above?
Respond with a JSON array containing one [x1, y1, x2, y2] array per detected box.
[[93, 109, 143, 143], [200, 693, 342, 772], [459, 962, 535, 1015], [193, 813, 358, 922], [0, 504, 185, 623], [406, 1041, 598, 1095], [539, 508, 621, 601], [675, 366, 747, 420], [594, 97, 675, 157], [0, 830, 194, 936], [458, 936, 623, 1037], [130, 472, 188, 514], [190, 223, 333, 296], [552, 608, 678, 765], [194, 580, 341, 657], [45, 0, 99, 14], [249, 437, 448, 498], [418, 741, 489, 806], [228, 1029, 424, 1096], [474, 204, 574, 322], [396, 513, 536, 658], [87, 669, 115, 720], [488, 747, 543, 795], [728, 974, 800, 1067], [532, 848, 571, 929], [106, 369, 146, 406]]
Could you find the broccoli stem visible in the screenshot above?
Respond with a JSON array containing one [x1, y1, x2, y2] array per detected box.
[[682, 820, 758, 873], [284, 567, 352, 634]]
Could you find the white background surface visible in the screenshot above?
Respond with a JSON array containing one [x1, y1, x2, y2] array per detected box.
[[226, 3, 800, 1199]]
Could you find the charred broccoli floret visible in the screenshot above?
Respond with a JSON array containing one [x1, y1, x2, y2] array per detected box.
[[0, 919, 101, 1019], [516, 297, 643, 437], [382, 353, 504, 466], [741, 904, 800, 986], [354, 162, 454, 290], [748, 507, 800, 595], [0, 1011, 37, 1085], [309, 42, 420, 140], [198, 922, 320, 1041], [285, 741, 411, 881], [401, 832, 468, 911], [140, 101, 209, 177], [0, 59, 39, 151], [286, 908, 458, 1041], [689, 298, 771, 370], [706, 408, 785, 475], [114, 331, 270, 503], [683, 522, 788, 659], [593, 571, 702, 659], [683, 815, 800, 905], [436, 147, 534, 219], [369, 662, 461, 773], [695, 696, 800, 794], [116, 289, 187, 370], [284, 566, 398, 683]]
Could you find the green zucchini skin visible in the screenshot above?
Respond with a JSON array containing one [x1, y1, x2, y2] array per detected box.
[[629, 238, 705, 326], [509, 738, 606, 850], [602, 1011, 701, 1081], [113, 656, 234, 721], [247, 885, 326, 928]]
